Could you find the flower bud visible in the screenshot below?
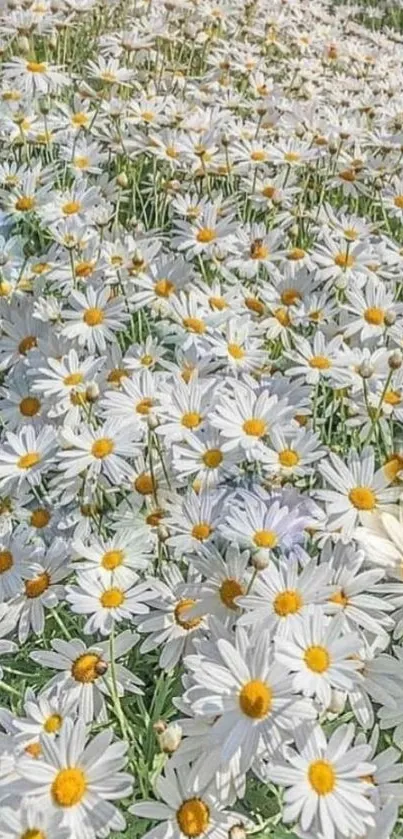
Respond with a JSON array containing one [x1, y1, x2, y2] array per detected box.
[[85, 382, 100, 403], [157, 524, 170, 542], [17, 35, 30, 53], [228, 825, 247, 839], [358, 360, 373, 379], [157, 722, 182, 754], [327, 688, 346, 715], [389, 349, 403, 370], [147, 413, 159, 430], [94, 660, 108, 676], [385, 309, 397, 327], [251, 549, 270, 570], [117, 172, 128, 188]]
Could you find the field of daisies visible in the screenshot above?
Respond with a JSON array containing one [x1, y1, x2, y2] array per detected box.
[[4, 0, 403, 838]]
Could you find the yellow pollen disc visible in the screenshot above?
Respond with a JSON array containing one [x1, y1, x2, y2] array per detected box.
[[250, 241, 269, 260], [196, 227, 217, 243], [202, 448, 223, 468], [25, 742, 42, 759], [281, 289, 301, 306], [209, 296, 227, 310], [100, 71, 117, 82], [361, 774, 375, 784], [250, 150, 267, 161], [239, 679, 272, 719], [100, 588, 125, 608], [102, 549, 124, 570], [64, 372, 84, 386], [304, 645, 330, 673], [32, 263, 49, 275], [107, 367, 128, 384], [384, 390, 401, 406], [51, 767, 87, 807], [15, 196, 36, 212], [165, 146, 178, 158], [284, 151, 300, 162], [339, 168, 356, 182], [344, 227, 358, 241], [19, 336, 37, 356], [19, 396, 41, 417], [330, 590, 349, 608], [243, 418, 267, 437], [262, 185, 276, 198], [30, 508, 51, 528], [0, 281, 11, 296], [278, 449, 300, 467], [174, 598, 202, 630], [364, 307, 385, 326], [0, 550, 13, 573], [18, 452, 40, 470], [383, 453, 403, 481], [26, 61, 47, 73], [70, 391, 87, 407], [154, 279, 175, 298], [394, 195, 403, 209], [176, 798, 210, 837], [72, 112, 88, 126], [21, 829, 46, 839], [71, 653, 102, 683], [227, 343, 245, 359], [75, 260, 94, 277], [136, 397, 154, 415], [287, 248, 306, 262], [245, 297, 265, 315], [274, 589, 303, 616], [191, 522, 212, 541], [309, 355, 331, 370], [25, 572, 50, 599], [141, 355, 153, 366], [181, 411, 202, 429], [219, 578, 245, 609], [348, 486, 376, 510], [146, 509, 165, 527], [334, 252, 355, 268], [44, 713, 62, 734], [74, 156, 90, 170], [83, 307, 104, 326], [134, 473, 156, 495], [182, 317, 206, 334], [308, 760, 336, 795], [91, 438, 114, 459], [62, 200, 81, 215], [253, 529, 278, 549], [274, 307, 291, 327]]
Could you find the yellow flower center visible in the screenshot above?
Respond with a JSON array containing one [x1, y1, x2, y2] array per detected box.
[[196, 227, 217, 243], [18, 452, 40, 470], [253, 529, 278, 549], [154, 279, 175, 298], [243, 418, 267, 437], [19, 396, 41, 417], [383, 453, 403, 481], [384, 390, 401, 406], [30, 508, 51, 528], [72, 112, 89, 127], [304, 645, 330, 673], [287, 248, 306, 262], [334, 252, 355, 268], [100, 588, 125, 608], [348, 486, 376, 510], [245, 296, 265, 315], [191, 523, 212, 541], [102, 549, 124, 570], [339, 168, 356, 182], [209, 296, 227, 310], [274, 589, 303, 616], [74, 156, 90, 170], [250, 150, 267, 161], [309, 355, 331, 369], [308, 760, 336, 795], [176, 798, 210, 837], [71, 653, 102, 683], [330, 590, 349, 608], [182, 317, 206, 334], [181, 411, 202, 429], [51, 767, 87, 807], [75, 260, 94, 278], [26, 61, 47, 73], [274, 307, 291, 327], [174, 598, 202, 630], [141, 355, 154, 366], [165, 146, 178, 158], [250, 240, 269, 260], [227, 343, 245, 359], [202, 448, 223, 468], [364, 307, 385, 326], [394, 195, 403, 209], [107, 368, 128, 385], [15, 196, 36, 212], [25, 572, 50, 599], [284, 151, 300, 163], [0, 550, 13, 573], [18, 336, 37, 355], [44, 713, 62, 734], [219, 578, 245, 609], [239, 679, 272, 719], [91, 438, 114, 459], [278, 448, 300, 467], [83, 307, 104, 326], [62, 200, 81, 216], [21, 829, 46, 839], [262, 185, 276, 198], [25, 742, 42, 759], [64, 372, 84, 386], [134, 473, 156, 495], [281, 289, 302, 306]]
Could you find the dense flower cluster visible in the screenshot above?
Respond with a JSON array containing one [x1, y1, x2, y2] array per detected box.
[[1, 0, 403, 837]]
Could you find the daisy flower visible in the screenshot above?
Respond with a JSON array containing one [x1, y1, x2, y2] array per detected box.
[[72, 531, 150, 587], [62, 286, 128, 353], [181, 543, 251, 623], [57, 419, 139, 486], [209, 382, 293, 455], [0, 424, 56, 493], [66, 571, 150, 635], [0, 803, 70, 839]]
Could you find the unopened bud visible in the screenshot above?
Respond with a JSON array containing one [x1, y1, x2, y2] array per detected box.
[[389, 349, 403, 370], [290, 224, 299, 239], [328, 141, 338, 154], [327, 688, 346, 715], [157, 722, 182, 754], [39, 97, 51, 115], [117, 172, 128, 188], [251, 549, 270, 570], [385, 309, 397, 327], [147, 413, 159, 430], [18, 35, 30, 53], [94, 660, 108, 676], [358, 361, 373, 379], [153, 720, 166, 735], [228, 825, 247, 839], [157, 524, 170, 542], [85, 382, 100, 402]]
